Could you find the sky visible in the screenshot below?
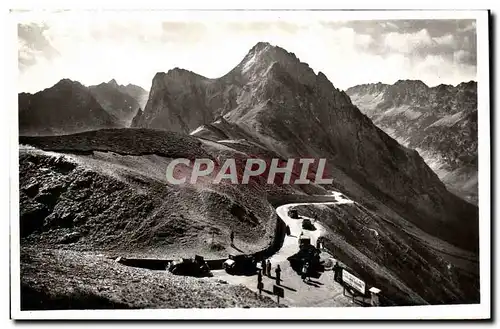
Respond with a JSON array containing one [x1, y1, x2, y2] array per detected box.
[[17, 13, 477, 93]]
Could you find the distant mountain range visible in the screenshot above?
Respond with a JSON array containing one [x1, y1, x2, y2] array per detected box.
[[19, 79, 149, 135], [19, 79, 119, 136], [346, 80, 477, 204], [89, 79, 148, 126]]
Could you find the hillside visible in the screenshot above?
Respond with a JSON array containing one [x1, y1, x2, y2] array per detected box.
[[296, 202, 479, 305], [19, 128, 290, 309], [132, 42, 478, 254], [346, 81, 478, 204], [20, 128, 479, 306], [19, 129, 290, 257], [19, 79, 119, 136]]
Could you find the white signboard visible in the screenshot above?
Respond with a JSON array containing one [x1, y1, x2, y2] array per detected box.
[[342, 269, 365, 294]]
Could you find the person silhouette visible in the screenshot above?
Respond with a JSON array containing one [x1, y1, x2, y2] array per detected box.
[[302, 262, 309, 282], [266, 259, 272, 277], [275, 265, 281, 285], [333, 261, 341, 283], [257, 269, 263, 295]]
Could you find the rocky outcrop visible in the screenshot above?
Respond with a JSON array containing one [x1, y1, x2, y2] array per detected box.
[[346, 80, 477, 204]]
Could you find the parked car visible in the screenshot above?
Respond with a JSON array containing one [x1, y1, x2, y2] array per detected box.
[[289, 209, 299, 219], [299, 236, 311, 248], [288, 244, 325, 279], [168, 255, 212, 277], [302, 218, 315, 231], [223, 254, 257, 275]]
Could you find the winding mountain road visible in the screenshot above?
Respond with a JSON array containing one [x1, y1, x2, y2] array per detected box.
[[117, 190, 361, 307], [210, 191, 359, 307]]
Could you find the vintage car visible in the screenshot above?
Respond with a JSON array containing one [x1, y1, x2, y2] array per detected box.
[[168, 255, 212, 277], [299, 236, 311, 248], [302, 218, 315, 231], [223, 254, 257, 275], [288, 209, 299, 219], [287, 244, 325, 279]]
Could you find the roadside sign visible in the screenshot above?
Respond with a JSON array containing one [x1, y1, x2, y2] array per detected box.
[[273, 285, 284, 298], [342, 269, 365, 295], [273, 284, 284, 304]]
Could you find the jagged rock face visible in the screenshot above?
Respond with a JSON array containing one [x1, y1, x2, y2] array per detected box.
[[132, 69, 233, 133], [89, 80, 142, 127], [346, 81, 478, 204], [131, 42, 316, 133], [19, 79, 119, 136], [131, 42, 478, 252]]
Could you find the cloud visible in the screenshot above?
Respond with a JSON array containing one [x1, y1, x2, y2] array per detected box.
[[334, 19, 475, 38], [434, 34, 455, 46], [18, 23, 59, 71], [453, 50, 476, 66], [226, 21, 301, 34], [384, 29, 433, 53], [16, 16, 477, 93]]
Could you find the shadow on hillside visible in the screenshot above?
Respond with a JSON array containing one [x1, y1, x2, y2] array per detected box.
[[21, 284, 132, 310]]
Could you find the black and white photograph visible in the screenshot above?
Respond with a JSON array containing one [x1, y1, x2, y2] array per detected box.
[[8, 8, 491, 320]]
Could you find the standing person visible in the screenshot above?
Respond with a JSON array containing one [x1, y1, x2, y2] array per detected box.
[[257, 269, 263, 295], [261, 258, 267, 276], [230, 231, 235, 245], [302, 262, 309, 282], [275, 265, 281, 286], [266, 259, 272, 277], [333, 261, 341, 283]]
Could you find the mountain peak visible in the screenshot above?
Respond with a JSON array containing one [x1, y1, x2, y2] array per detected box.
[[56, 78, 76, 85], [251, 41, 272, 51], [394, 79, 429, 89], [345, 82, 390, 95], [164, 67, 208, 81], [236, 41, 321, 88], [108, 79, 119, 87], [245, 41, 300, 63], [53, 78, 84, 90]]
